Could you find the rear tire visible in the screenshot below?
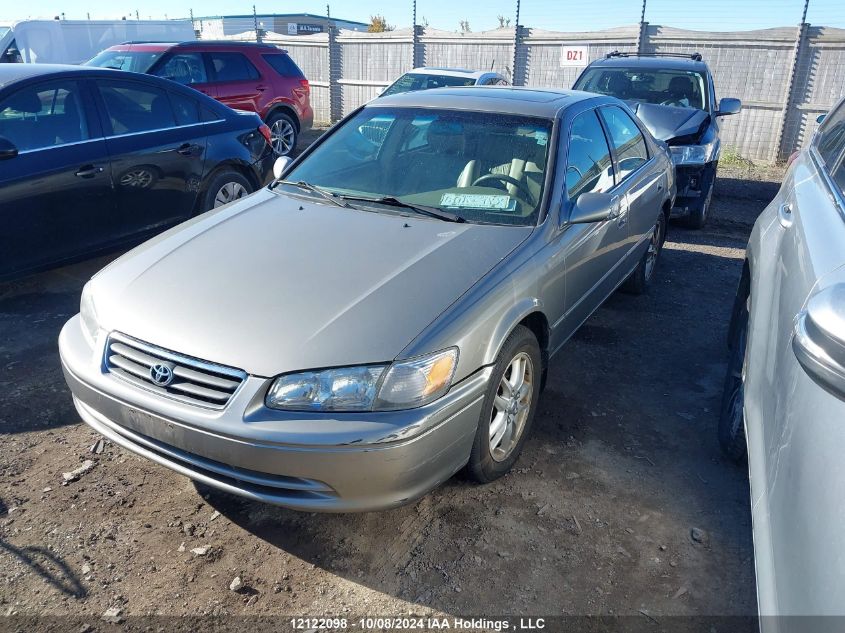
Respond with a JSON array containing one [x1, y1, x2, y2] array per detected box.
[[622, 211, 665, 295], [718, 291, 749, 463], [201, 170, 253, 212], [466, 326, 542, 483], [267, 111, 298, 157]]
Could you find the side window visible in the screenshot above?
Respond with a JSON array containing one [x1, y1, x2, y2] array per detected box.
[[599, 105, 649, 181], [816, 103, 845, 197], [0, 80, 89, 151], [565, 110, 615, 202], [262, 54, 304, 78], [153, 52, 208, 85], [169, 91, 201, 126], [97, 80, 176, 136], [208, 53, 261, 82]]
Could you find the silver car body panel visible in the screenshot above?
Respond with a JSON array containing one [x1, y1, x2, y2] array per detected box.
[[60, 88, 675, 511], [743, 133, 845, 618]]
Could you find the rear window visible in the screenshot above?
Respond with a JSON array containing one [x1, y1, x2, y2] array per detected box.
[[208, 52, 261, 82], [262, 54, 304, 78], [382, 73, 478, 97]]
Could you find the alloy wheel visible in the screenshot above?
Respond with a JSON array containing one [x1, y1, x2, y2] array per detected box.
[[489, 352, 535, 462], [213, 182, 248, 208], [270, 118, 296, 156], [644, 214, 664, 281]]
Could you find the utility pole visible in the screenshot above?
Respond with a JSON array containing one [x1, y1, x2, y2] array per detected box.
[[511, 0, 522, 85], [135, 10, 139, 21]]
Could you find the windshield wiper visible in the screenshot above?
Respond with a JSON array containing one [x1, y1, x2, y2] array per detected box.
[[336, 195, 465, 223], [275, 180, 351, 208]]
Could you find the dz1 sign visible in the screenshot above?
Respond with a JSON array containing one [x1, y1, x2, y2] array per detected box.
[[560, 46, 589, 67]]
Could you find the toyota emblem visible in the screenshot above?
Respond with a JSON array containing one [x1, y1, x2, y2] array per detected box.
[[149, 363, 174, 387]]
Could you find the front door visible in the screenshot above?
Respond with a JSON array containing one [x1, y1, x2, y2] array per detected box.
[[547, 107, 629, 351], [94, 77, 207, 240], [0, 78, 113, 278]]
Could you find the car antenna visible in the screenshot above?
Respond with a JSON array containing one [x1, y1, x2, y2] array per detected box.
[[490, 60, 494, 71]]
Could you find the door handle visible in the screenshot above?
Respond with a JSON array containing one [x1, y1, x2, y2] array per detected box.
[[778, 202, 793, 228], [175, 143, 197, 156], [75, 164, 104, 178], [256, 84, 269, 92], [608, 195, 621, 219]]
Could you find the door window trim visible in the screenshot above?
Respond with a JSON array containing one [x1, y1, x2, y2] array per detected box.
[[597, 104, 653, 185]]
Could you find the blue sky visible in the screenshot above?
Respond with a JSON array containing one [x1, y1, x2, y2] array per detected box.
[[3, 0, 844, 30]]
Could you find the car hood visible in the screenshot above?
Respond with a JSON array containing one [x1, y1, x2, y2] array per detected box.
[[91, 189, 533, 377], [627, 102, 710, 143]]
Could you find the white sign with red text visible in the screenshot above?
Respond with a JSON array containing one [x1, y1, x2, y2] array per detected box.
[[560, 46, 589, 67]]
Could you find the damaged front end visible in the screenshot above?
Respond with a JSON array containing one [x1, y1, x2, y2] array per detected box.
[[629, 102, 719, 217]]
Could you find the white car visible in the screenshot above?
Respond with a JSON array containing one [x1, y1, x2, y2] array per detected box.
[[381, 67, 509, 97], [719, 96, 845, 624]]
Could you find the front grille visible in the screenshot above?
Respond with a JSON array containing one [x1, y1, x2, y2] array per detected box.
[[105, 333, 246, 409]]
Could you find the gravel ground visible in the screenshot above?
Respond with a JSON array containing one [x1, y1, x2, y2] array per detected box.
[[0, 153, 784, 631]]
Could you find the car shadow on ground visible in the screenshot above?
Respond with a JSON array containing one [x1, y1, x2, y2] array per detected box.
[[197, 232, 757, 618]]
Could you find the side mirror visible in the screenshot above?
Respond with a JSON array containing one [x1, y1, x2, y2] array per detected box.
[[817, 113, 826, 125], [567, 192, 616, 225], [0, 136, 18, 160], [793, 283, 845, 399], [273, 156, 292, 180], [717, 98, 742, 116]]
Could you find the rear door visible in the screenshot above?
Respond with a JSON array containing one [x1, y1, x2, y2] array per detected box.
[[0, 77, 113, 278], [205, 51, 263, 114], [93, 77, 207, 239], [149, 50, 218, 100]]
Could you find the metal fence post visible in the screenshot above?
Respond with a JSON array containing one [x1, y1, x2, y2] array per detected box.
[[328, 26, 343, 123], [776, 0, 810, 161], [637, 0, 648, 53]]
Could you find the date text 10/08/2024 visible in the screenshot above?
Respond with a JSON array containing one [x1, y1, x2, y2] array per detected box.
[[290, 617, 547, 630]]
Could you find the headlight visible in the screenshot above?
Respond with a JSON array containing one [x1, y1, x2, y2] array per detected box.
[[670, 142, 716, 165], [265, 347, 459, 412], [79, 282, 99, 347]]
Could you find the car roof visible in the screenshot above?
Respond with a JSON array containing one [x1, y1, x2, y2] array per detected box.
[[588, 54, 708, 72], [369, 86, 603, 117], [404, 67, 491, 79], [0, 63, 99, 88], [106, 40, 284, 52]]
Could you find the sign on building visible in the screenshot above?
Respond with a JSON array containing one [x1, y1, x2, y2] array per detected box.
[[287, 22, 298, 35], [560, 46, 589, 67]]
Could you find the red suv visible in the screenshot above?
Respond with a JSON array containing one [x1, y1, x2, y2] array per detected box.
[[87, 41, 313, 156]]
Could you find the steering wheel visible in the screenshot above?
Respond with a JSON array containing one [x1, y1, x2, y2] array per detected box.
[[660, 98, 686, 107], [567, 165, 584, 179], [471, 173, 535, 206]]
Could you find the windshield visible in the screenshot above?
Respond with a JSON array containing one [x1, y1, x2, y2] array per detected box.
[[282, 107, 553, 226], [574, 67, 708, 111], [86, 49, 163, 72], [382, 73, 478, 97]]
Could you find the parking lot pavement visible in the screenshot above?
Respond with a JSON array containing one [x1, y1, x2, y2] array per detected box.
[[0, 158, 780, 623]]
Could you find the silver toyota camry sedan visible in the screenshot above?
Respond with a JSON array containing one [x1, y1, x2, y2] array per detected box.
[[60, 87, 675, 511]]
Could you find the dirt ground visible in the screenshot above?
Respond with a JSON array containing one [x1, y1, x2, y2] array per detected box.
[[0, 153, 784, 631]]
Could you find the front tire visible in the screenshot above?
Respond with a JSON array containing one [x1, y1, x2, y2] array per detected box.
[[685, 162, 717, 229], [622, 211, 666, 295], [466, 325, 542, 483], [718, 291, 749, 463]]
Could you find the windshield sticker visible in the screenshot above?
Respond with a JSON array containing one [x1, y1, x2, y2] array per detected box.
[[440, 193, 517, 211], [535, 131, 548, 146]]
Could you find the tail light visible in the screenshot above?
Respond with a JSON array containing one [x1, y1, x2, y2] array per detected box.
[[300, 78, 310, 95], [258, 124, 272, 147]]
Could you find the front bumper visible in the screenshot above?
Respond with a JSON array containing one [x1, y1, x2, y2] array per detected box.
[[59, 316, 488, 512], [670, 162, 716, 216]]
